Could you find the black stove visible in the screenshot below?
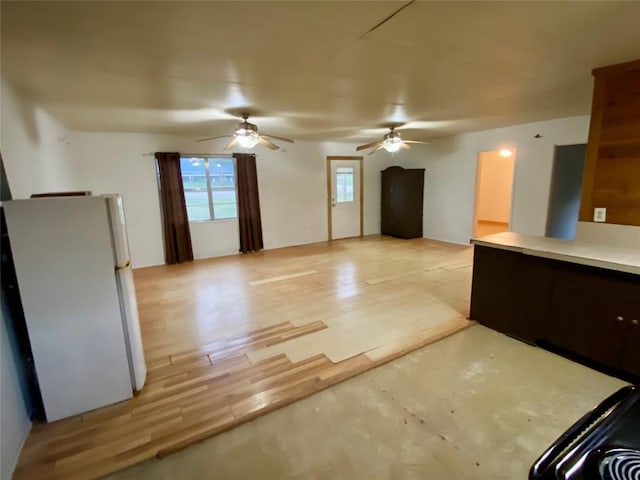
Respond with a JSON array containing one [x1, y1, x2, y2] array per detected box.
[[530, 385, 640, 480]]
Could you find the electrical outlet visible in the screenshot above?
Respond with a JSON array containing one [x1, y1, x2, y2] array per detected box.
[[594, 207, 607, 222]]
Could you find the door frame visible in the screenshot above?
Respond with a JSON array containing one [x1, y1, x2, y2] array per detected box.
[[471, 149, 517, 238], [326, 156, 364, 240]]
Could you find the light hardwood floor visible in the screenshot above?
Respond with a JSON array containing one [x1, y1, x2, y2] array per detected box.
[[475, 220, 509, 237], [14, 236, 474, 480]]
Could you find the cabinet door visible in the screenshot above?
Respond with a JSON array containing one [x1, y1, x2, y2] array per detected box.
[[620, 300, 640, 377], [517, 254, 554, 341], [381, 167, 403, 236], [470, 246, 515, 333], [547, 263, 639, 373], [401, 170, 424, 238], [470, 246, 541, 342], [548, 281, 622, 367]]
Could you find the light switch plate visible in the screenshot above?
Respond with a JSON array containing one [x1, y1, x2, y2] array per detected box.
[[594, 207, 606, 222]]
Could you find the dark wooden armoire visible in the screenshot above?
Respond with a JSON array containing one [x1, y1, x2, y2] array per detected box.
[[380, 166, 425, 239]]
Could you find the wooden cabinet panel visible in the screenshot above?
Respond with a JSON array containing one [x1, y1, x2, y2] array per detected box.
[[381, 166, 424, 239], [579, 59, 640, 226], [621, 321, 640, 377], [470, 246, 520, 335], [518, 254, 554, 341], [469, 246, 549, 343], [547, 273, 632, 368]]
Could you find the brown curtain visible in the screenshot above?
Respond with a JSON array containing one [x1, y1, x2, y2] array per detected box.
[[155, 152, 193, 264], [234, 153, 264, 253]]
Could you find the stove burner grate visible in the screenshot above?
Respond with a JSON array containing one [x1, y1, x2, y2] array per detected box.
[[599, 449, 640, 480]]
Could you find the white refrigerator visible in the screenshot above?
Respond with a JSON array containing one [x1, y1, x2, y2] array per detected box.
[[3, 195, 147, 422]]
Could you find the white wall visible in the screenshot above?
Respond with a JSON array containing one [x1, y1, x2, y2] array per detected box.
[[0, 78, 80, 480], [476, 151, 514, 224], [576, 221, 640, 249], [70, 132, 392, 267], [399, 115, 591, 244], [0, 78, 77, 198]]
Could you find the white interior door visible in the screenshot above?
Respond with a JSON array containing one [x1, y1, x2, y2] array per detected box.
[[330, 159, 361, 239]]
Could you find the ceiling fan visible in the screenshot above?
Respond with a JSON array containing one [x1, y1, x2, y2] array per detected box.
[[196, 114, 294, 150], [356, 126, 429, 155]]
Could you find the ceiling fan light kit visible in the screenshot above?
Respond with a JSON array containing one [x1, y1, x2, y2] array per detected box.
[[196, 114, 294, 151], [382, 133, 403, 153], [197, 114, 429, 155], [356, 126, 430, 155]]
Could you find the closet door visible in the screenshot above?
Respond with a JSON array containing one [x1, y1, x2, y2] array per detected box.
[[381, 167, 425, 238], [401, 170, 424, 238], [381, 167, 404, 236]]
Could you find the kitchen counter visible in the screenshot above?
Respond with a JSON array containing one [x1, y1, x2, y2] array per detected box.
[[471, 232, 640, 275]]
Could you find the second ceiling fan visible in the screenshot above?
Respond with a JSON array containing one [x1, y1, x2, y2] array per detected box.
[[196, 114, 294, 150], [356, 126, 429, 155]]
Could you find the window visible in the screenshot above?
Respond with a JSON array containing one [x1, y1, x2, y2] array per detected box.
[[336, 167, 354, 203], [180, 157, 238, 221]]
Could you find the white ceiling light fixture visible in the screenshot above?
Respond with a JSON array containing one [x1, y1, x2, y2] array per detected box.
[[235, 122, 260, 149], [196, 114, 294, 150], [499, 148, 513, 157], [356, 126, 430, 155], [382, 134, 403, 152]]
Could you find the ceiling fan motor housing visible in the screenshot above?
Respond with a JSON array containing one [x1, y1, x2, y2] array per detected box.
[[384, 130, 401, 141], [236, 120, 258, 136]]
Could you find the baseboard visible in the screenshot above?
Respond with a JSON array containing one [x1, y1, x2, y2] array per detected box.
[[423, 234, 473, 247], [1, 420, 31, 480], [476, 220, 509, 226]]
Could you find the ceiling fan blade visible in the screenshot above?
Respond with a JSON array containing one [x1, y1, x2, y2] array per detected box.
[[258, 136, 280, 150], [224, 137, 239, 150], [195, 134, 233, 143], [400, 142, 412, 149], [403, 140, 430, 145], [261, 133, 294, 143], [368, 144, 385, 156], [356, 141, 382, 152]]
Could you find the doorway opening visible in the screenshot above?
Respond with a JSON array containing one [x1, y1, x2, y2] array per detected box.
[[545, 144, 587, 240], [473, 149, 516, 238], [327, 156, 363, 240]]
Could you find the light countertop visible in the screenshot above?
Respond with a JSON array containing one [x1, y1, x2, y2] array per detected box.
[[471, 232, 640, 275]]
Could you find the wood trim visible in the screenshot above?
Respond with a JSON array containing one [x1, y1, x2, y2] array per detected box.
[[471, 154, 483, 238], [326, 158, 332, 241], [578, 75, 605, 222], [360, 158, 364, 237], [592, 59, 640, 78], [326, 156, 364, 240]]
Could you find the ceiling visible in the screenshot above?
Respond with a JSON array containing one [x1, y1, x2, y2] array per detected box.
[[1, 1, 639, 143]]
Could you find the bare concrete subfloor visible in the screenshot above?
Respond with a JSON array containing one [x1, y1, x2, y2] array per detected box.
[[107, 325, 626, 480]]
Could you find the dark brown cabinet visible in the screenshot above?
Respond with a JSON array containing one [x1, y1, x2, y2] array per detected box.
[[470, 246, 552, 343], [470, 245, 640, 379], [381, 166, 425, 239], [546, 264, 639, 375]]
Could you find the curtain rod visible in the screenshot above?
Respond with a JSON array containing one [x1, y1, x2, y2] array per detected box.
[[142, 152, 235, 157]]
